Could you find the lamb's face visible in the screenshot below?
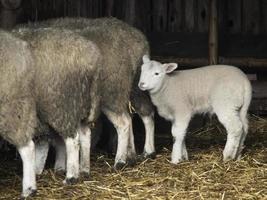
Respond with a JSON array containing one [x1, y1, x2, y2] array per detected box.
[[138, 55, 177, 94]]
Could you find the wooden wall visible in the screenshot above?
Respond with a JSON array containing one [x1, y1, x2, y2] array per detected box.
[[20, 0, 267, 35]]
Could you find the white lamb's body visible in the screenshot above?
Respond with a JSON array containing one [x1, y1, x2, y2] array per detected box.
[[138, 56, 252, 163]]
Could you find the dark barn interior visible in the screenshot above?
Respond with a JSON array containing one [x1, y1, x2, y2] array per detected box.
[[0, 0, 266, 199]]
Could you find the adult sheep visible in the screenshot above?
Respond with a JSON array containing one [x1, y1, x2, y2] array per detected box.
[[138, 56, 252, 163], [12, 27, 102, 196], [0, 30, 37, 198], [31, 17, 156, 171]]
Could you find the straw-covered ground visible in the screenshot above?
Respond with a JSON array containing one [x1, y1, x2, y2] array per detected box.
[[0, 115, 266, 200]]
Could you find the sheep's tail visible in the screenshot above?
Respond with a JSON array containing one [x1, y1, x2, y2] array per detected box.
[[237, 78, 252, 158]]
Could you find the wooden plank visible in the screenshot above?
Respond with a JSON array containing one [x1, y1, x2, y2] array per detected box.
[[148, 32, 267, 58], [261, 0, 267, 33], [154, 56, 267, 69], [80, 0, 87, 17], [208, 0, 218, 65], [135, 0, 151, 32], [197, 0, 209, 32], [251, 81, 267, 99], [243, 0, 260, 34], [124, 0, 135, 25], [92, 0, 101, 18], [105, 0, 114, 16], [148, 32, 209, 57], [152, 0, 168, 31], [225, 0, 242, 34], [153, 56, 209, 67], [184, 0, 195, 32], [219, 57, 267, 69], [167, 0, 182, 32]]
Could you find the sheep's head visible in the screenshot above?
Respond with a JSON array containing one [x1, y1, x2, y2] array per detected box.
[[138, 55, 177, 94]]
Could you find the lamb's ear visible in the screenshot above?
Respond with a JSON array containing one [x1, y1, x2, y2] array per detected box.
[[163, 63, 178, 73], [142, 55, 150, 64]]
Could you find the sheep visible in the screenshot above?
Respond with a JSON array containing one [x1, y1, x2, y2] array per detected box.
[[12, 27, 102, 195], [28, 17, 156, 172], [0, 30, 37, 198], [138, 55, 252, 163]]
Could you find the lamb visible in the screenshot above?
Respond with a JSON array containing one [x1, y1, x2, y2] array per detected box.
[[0, 30, 37, 198], [138, 55, 252, 163], [28, 17, 156, 172], [12, 27, 102, 197]]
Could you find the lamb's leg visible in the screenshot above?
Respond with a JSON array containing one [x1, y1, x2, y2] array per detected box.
[[182, 140, 188, 160], [237, 114, 249, 160], [63, 133, 80, 184], [79, 124, 91, 176], [237, 131, 248, 160], [18, 140, 37, 198], [140, 113, 156, 159], [216, 111, 243, 161], [103, 110, 133, 170], [171, 117, 190, 164], [35, 139, 49, 175], [52, 135, 66, 172]]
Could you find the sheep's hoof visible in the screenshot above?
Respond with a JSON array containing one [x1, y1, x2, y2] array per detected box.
[[114, 161, 126, 170], [127, 157, 137, 167], [54, 169, 66, 176], [142, 152, 156, 159], [63, 177, 78, 185], [80, 171, 90, 179], [21, 188, 37, 199]]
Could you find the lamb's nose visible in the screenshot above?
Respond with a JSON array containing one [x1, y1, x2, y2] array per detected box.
[[139, 82, 145, 88]]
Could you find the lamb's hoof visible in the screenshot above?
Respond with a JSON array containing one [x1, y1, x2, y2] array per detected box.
[[223, 153, 236, 162], [223, 157, 234, 162], [114, 161, 126, 171], [142, 152, 156, 159], [170, 159, 183, 165], [63, 177, 78, 185], [36, 169, 44, 176], [21, 188, 37, 199]]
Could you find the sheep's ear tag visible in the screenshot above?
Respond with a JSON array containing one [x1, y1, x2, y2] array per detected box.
[[163, 63, 178, 74], [142, 55, 150, 64]]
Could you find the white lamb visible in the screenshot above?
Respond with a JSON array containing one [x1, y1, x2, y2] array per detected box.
[[138, 55, 252, 163]]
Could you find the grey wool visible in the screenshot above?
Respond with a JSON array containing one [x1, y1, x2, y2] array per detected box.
[[13, 27, 102, 138], [0, 29, 36, 147], [28, 17, 154, 117]]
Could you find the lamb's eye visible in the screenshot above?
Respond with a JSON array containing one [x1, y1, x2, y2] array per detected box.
[[154, 72, 159, 76]]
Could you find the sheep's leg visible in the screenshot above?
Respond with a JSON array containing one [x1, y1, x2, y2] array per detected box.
[[171, 117, 190, 164], [52, 135, 66, 172], [127, 119, 136, 166], [63, 133, 80, 184], [103, 110, 131, 170], [140, 113, 156, 159], [18, 140, 37, 198], [216, 111, 243, 161], [79, 124, 91, 176], [35, 139, 49, 175]]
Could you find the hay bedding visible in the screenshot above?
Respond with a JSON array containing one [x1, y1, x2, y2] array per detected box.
[[0, 115, 266, 200]]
